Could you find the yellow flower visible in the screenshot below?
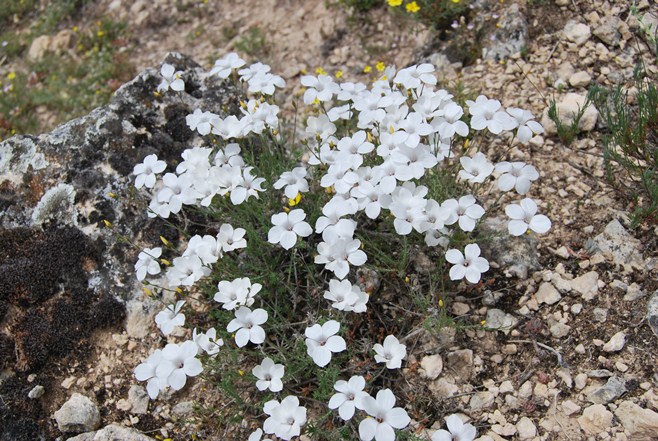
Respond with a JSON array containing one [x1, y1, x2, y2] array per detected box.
[[315, 67, 327, 75], [108, 192, 117, 198], [288, 192, 302, 206], [452, 0, 460, 3], [376, 61, 385, 72], [103, 219, 113, 228], [97, 30, 104, 37], [142, 287, 153, 297], [72, 26, 79, 32], [406, 1, 420, 12], [160, 235, 170, 246], [160, 258, 171, 266], [335, 70, 343, 79], [481, 320, 487, 326], [363, 65, 372, 73], [438, 299, 444, 307], [388, 0, 403, 6], [7, 72, 16, 81]]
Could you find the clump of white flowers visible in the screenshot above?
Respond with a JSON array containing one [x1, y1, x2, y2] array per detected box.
[[131, 53, 550, 440]]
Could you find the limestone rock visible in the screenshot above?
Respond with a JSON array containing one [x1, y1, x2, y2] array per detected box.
[[578, 404, 613, 435], [516, 417, 537, 440], [593, 17, 622, 46], [602, 331, 626, 352], [648, 290, 658, 338], [614, 401, 658, 439], [127, 385, 149, 415], [570, 271, 599, 300], [470, 391, 495, 410], [481, 3, 527, 60], [535, 282, 561, 305], [590, 219, 644, 272], [53, 393, 101, 433], [486, 309, 518, 334], [481, 217, 541, 279], [569, 71, 592, 88], [27, 35, 52, 61], [67, 424, 155, 441], [420, 355, 443, 380], [445, 349, 473, 380], [563, 21, 591, 45], [541, 93, 599, 136]]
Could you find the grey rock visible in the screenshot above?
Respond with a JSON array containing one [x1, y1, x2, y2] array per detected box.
[[602, 331, 626, 352], [516, 416, 537, 440], [648, 290, 658, 338], [486, 309, 518, 334], [563, 20, 591, 45], [127, 385, 149, 415], [28, 385, 45, 399], [481, 218, 541, 279], [67, 424, 156, 441], [550, 322, 571, 338], [593, 17, 622, 46], [592, 307, 608, 322], [469, 391, 495, 410], [172, 401, 194, 415], [445, 349, 473, 380], [481, 3, 527, 60], [590, 219, 644, 272], [53, 393, 101, 433], [587, 376, 627, 404], [587, 369, 613, 378]]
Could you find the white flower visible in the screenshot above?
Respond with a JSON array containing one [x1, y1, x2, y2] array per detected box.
[[268, 209, 313, 250], [253, 357, 285, 392], [505, 198, 551, 236], [506, 107, 544, 144], [315, 235, 367, 280], [166, 255, 211, 287], [155, 340, 204, 391], [217, 223, 247, 252], [394, 64, 437, 89], [209, 52, 245, 78], [134, 154, 166, 189], [247, 72, 285, 96], [226, 306, 268, 347], [441, 195, 485, 232], [323, 279, 368, 313], [263, 396, 307, 440], [495, 161, 539, 195], [445, 244, 490, 284], [459, 152, 494, 183], [358, 389, 411, 441], [157, 63, 184, 92], [274, 167, 309, 199], [134, 349, 167, 399], [135, 247, 162, 281], [214, 277, 262, 310], [305, 320, 346, 367], [301, 74, 340, 104], [192, 327, 223, 356], [248, 429, 263, 441], [373, 335, 407, 369], [432, 414, 477, 441], [328, 376, 369, 421], [466, 95, 517, 134], [155, 300, 186, 336], [186, 109, 215, 136]]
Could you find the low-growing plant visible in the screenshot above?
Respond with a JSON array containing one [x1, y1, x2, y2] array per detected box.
[[130, 54, 551, 440], [590, 78, 658, 226], [547, 91, 594, 146]]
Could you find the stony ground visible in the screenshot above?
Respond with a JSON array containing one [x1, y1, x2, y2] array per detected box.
[[2, 0, 658, 440]]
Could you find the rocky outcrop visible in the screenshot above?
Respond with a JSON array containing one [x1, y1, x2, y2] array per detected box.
[[0, 53, 242, 440]]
